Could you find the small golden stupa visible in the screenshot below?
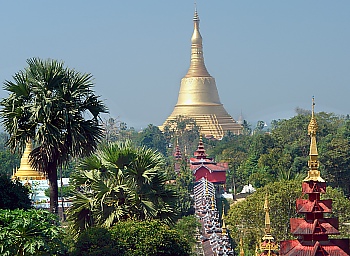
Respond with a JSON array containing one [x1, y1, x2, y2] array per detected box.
[[12, 140, 46, 181], [160, 8, 242, 139], [258, 194, 278, 256]]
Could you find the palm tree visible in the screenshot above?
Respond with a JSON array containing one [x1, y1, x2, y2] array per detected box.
[[0, 58, 107, 213], [68, 141, 178, 234]]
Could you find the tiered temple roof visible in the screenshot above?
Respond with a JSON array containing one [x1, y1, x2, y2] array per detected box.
[[194, 177, 234, 256], [191, 138, 227, 184], [279, 98, 350, 255]]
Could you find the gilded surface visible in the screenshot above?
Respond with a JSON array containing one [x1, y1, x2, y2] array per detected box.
[[304, 98, 325, 182], [12, 141, 45, 180], [161, 10, 242, 139]]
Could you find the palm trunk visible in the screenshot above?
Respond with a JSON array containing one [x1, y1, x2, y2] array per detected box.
[[48, 162, 59, 214]]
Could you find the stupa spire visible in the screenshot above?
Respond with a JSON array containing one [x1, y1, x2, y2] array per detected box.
[[262, 194, 273, 240], [304, 97, 325, 182], [259, 194, 278, 255], [185, 7, 210, 77], [222, 205, 227, 235], [240, 237, 245, 256]]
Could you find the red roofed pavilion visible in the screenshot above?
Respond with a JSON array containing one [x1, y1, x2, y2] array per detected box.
[[280, 98, 350, 255], [190, 137, 227, 184]]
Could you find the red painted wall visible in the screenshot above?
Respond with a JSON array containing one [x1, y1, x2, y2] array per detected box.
[[194, 167, 226, 184]]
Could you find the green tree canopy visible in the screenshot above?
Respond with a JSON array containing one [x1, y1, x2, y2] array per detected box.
[[137, 124, 167, 156]]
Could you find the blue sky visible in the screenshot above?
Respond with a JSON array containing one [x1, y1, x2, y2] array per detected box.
[[1, 1, 349, 129]]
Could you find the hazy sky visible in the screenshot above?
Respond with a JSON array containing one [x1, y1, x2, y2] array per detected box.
[[1, 1, 349, 129]]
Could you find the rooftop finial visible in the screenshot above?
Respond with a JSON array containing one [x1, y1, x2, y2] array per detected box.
[[304, 97, 325, 182], [262, 194, 273, 240], [260, 194, 279, 254], [240, 237, 245, 256]]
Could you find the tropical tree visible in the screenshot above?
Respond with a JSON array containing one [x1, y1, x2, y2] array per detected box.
[[0, 58, 107, 213], [68, 141, 178, 234], [136, 124, 167, 156], [163, 115, 200, 156]]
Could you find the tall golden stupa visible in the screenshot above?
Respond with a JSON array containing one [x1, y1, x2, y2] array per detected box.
[[12, 141, 46, 181], [160, 9, 242, 139]]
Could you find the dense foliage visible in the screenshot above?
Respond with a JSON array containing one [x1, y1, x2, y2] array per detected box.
[[0, 209, 66, 255], [71, 220, 192, 256], [100, 116, 200, 159], [206, 112, 350, 196], [67, 141, 178, 235], [0, 175, 31, 210], [174, 215, 201, 249]]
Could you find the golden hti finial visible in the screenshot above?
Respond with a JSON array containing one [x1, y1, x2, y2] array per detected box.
[[255, 244, 260, 256], [259, 194, 279, 255], [185, 5, 210, 78], [262, 194, 274, 241], [304, 97, 325, 182], [211, 195, 215, 210], [222, 207, 227, 235], [240, 237, 245, 256]]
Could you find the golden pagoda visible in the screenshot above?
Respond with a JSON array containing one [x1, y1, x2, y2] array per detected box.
[[160, 8, 242, 139], [258, 194, 278, 256], [12, 140, 46, 181]]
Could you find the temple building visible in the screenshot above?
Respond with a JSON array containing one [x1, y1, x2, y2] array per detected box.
[[12, 141, 46, 181], [160, 9, 242, 140], [279, 99, 350, 255], [191, 138, 227, 184]]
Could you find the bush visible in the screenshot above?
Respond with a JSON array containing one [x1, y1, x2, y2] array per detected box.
[[71, 220, 192, 256], [71, 227, 117, 256], [110, 220, 192, 256], [0, 175, 31, 210], [0, 209, 66, 255]]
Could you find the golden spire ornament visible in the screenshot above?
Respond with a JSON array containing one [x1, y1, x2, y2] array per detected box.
[[222, 205, 227, 235], [259, 194, 278, 256], [262, 194, 273, 241], [303, 97, 325, 182], [240, 237, 245, 256]]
